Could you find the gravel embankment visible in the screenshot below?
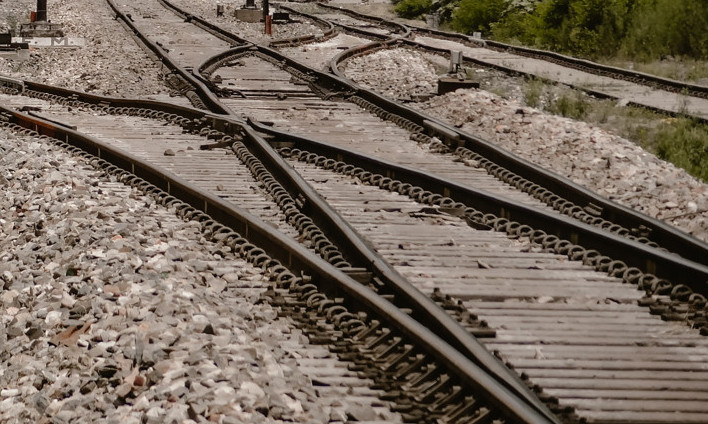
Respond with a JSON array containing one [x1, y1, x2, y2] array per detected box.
[[0, 130, 331, 423], [344, 48, 708, 241], [0, 0, 169, 97]]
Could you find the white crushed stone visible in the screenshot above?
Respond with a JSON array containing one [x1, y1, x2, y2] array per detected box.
[[0, 0, 169, 97], [343, 47, 708, 242], [344, 48, 439, 99], [169, 0, 324, 45], [0, 129, 335, 423]]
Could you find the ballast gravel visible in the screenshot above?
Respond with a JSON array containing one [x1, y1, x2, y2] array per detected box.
[[344, 49, 439, 100], [0, 129, 339, 423], [168, 0, 325, 45], [0, 0, 169, 97], [343, 48, 708, 242]]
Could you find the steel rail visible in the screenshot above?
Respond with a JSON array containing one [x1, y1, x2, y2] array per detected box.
[[309, 3, 410, 38], [72, 3, 562, 420], [390, 37, 708, 126], [268, 10, 337, 48], [4, 75, 559, 420], [94, 1, 705, 417], [317, 3, 708, 100], [293, 4, 708, 123], [105, 0, 232, 115], [191, 45, 560, 419], [0, 102, 555, 424], [6, 25, 559, 416], [280, 4, 408, 43], [155, 0, 250, 45]]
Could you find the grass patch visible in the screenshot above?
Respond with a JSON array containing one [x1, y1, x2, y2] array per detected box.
[[601, 58, 708, 83], [655, 119, 708, 181]]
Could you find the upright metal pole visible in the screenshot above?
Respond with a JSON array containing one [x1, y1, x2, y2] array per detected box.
[[36, 0, 47, 22]]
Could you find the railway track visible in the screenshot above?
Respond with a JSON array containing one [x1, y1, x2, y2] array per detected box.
[[0, 78, 558, 423], [109, 0, 700, 419], [184, 2, 708, 265], [311, 3, 708, 121], [281, 149, 708, 423], [6, 76, 708, 422], [4, 0, 708, 421]]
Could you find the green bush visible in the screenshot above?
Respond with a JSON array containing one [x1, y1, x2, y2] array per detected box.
[[419, 0, 708, 61], [394, 0, 433, 19], [520, 0, 631, 58], [451, 0, 509, 35]]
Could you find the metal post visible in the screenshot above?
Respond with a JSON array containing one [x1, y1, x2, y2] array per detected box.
[[262, 0, 269, 21], [36, 0, 47, 22]]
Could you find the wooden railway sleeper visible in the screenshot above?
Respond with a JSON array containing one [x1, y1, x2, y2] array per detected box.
[[264, 282, 501, 422]]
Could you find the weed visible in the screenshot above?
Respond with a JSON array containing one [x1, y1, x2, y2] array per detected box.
[[522, 76, 544, 108], [546, 92, 589, 120], [488, 85, 511, 98], [677, 87, 690, 115]]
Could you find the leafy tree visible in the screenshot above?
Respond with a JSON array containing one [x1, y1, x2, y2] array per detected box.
[[622, 0, 708, 60], [523, 0, 631, 58]]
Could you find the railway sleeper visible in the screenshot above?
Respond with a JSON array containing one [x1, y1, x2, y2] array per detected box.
[[268, 285, 510, 424], [0, 116, 534, 423], [282, 147, 708, 336]]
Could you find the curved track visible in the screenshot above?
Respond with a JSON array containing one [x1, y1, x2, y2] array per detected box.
[[314, 3, 708, 121], [0, 77, 558, 423], [7, 0, 708, 422]]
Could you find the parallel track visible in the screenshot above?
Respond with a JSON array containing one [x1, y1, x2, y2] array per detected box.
[[314, 3, 708, 122], [7, 0, 707, 422]]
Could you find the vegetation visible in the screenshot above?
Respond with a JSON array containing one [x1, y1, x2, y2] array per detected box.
[[393, 0, 708, 180], [655, 119, 708, 182], [516, 79, 708, 182], [451, 0, 507, 33], [393, 0, 433, 19], [403, 0, 708, 62], [522, 76, 543, 108]]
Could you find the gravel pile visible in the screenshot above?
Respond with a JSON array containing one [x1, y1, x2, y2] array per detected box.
[[280, 33, 371, 71], [343, 48, 708, 242], [169, 0, 324, 45], [0, 130, 331, 423], [0, 0, 169, 97], [344, 49, 439, 100]]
